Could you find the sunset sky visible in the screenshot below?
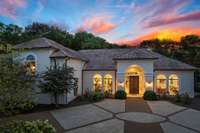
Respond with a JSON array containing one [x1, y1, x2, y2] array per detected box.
[[0, 0, 200, 46]]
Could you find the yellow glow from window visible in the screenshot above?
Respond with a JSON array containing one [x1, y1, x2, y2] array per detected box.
[[169, 74, 179, 95], [93, 74, 102, 91], [104, 74, 112, 91], [156, 74, 167, 94]]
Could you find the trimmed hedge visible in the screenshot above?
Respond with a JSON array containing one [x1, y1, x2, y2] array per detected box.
[[115, 90, 127, 99], [0, 120, 56, 133], [143, 90, 157, 100], [88, 91, 104, 102]]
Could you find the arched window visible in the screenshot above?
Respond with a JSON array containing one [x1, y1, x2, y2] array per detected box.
[[104, 74, 112, 92], [26, 54, 36, 75], [169, 74, 179, 95], [93, 74, 102, 91], [156, 75, 167, 94]]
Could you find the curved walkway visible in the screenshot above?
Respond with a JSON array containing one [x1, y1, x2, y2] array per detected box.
[[125, 98, 164, 133]]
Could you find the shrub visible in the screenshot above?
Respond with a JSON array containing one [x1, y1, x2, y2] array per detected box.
[[174, 93, 181, 102], [0, 53, 35, 116], [1, 100, 35, 116], [143, 90, 157, 100], [0, 120, 56, 133], [104, 90, 112, 98], [39, 64, 78, 107], [159, 92, 169, 100], [182, 92, 191, 104], [88, 91, 104, 102], [115, 90, 127, 99]]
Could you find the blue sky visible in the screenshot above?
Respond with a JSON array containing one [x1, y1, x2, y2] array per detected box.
[[0, 0, 200, 45]]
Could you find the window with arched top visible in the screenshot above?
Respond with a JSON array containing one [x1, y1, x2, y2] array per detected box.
[[26, 54, 36, 75], [169, 74, 179, 95], [156, 74, 167, 94], [93, 74, 102, 91], [104, 74, 112, 92]]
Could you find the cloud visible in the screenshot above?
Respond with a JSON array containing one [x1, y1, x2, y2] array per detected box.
[[115, 27, 200, 46], [133, 0, 195, 28], [145, 11, 200, 28], [0, 0, 26, 19], [78, 15, 117, 34]]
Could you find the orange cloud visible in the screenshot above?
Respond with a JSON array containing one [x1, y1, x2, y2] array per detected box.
[[78, 15, 117, 34], [0, 0, 26, 19], [116, 27, 200, 46]]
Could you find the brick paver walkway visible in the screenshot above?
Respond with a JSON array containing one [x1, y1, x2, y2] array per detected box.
[[125, 98, 164, 133]]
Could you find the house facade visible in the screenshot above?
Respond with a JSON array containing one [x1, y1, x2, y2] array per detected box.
[[15, 38, 196, 104]]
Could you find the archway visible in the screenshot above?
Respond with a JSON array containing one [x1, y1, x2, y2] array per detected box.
[[124, 65, 145, 95]]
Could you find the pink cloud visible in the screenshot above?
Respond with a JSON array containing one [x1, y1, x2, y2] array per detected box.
[[0, 0, 26, 19], [133, 0, 194, 28], [78, 15, 117, 34], [145, 11, 200, 28]]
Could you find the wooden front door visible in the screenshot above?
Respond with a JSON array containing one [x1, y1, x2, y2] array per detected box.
[[129, 76, 139, 94]]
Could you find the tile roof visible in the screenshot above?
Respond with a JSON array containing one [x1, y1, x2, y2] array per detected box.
[[15, 38, 196, 71], [14, 38, 87, 61], [153, 53, 196, 70], [79, 48, 196, 70]]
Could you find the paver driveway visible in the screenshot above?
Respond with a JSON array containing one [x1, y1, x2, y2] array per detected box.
[[51, 104, 113, 130], [49, 98, 200, 133]]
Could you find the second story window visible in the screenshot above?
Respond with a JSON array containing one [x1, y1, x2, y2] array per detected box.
[[26, 54, 36, 75]]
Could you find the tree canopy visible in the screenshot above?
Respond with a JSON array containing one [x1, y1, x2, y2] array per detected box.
[[0, 22, 123, 53]]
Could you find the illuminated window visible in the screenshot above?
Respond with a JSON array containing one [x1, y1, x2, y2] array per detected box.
[[93, 74, 102, 91], [104, 74, 112, 92], [169, 74, 179, 95], [156, 75, 167, 94], [26, 54, 36, 75]]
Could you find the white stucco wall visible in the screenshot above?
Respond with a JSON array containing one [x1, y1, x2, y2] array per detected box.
[[18, 48, 54, 73], [55, 58, 85, 93], [154, 71, 195, 97], [18, 48, 86, 104], [116, 60, 155, 93], [82, 71, 116, 94]]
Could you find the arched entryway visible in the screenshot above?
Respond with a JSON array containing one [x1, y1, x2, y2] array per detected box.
[[124, 65, 145, 95]]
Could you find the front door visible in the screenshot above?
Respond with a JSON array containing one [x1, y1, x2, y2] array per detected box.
[[129, 76, 139, 94]]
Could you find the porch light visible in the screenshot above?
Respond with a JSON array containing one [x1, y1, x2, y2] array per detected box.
[[145, 81, 153, 88], [118, 82, 124, 87], [31, 65, 36, 71]]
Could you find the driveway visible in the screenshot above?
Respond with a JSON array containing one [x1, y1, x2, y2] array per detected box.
[[4, 98, 200, 133], [49, 98, 200, 133]]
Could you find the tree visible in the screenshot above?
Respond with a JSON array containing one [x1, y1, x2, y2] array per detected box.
[[0, 53, 34, 115], [181, 35, 200, 48], [0, 21, 121, 51], [39, 64, 78, 107]]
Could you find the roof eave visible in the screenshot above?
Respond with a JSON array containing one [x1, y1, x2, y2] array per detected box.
[[13, 46, 52, 50], [154, 68, 197, 71], [50, 56, 88, 62], [113, 58, 158, 60]]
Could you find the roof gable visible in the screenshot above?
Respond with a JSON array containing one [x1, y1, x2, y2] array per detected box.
[[15, 37, 87, 61]]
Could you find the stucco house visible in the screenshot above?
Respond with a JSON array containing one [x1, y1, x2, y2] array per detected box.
[[15, 38, 196, 104]]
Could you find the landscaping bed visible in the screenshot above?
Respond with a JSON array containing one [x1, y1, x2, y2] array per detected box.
[[0, 96, 91, 118]]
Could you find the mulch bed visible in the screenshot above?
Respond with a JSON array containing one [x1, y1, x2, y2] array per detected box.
[[0, 96, 91, 119], [183, 97, 200, 111], [0, 97, 93, 133]]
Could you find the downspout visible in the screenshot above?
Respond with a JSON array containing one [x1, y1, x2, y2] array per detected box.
[[81, 61, 87, 96], [115, 70, 117, 94], [65, 57, 70, 104]]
